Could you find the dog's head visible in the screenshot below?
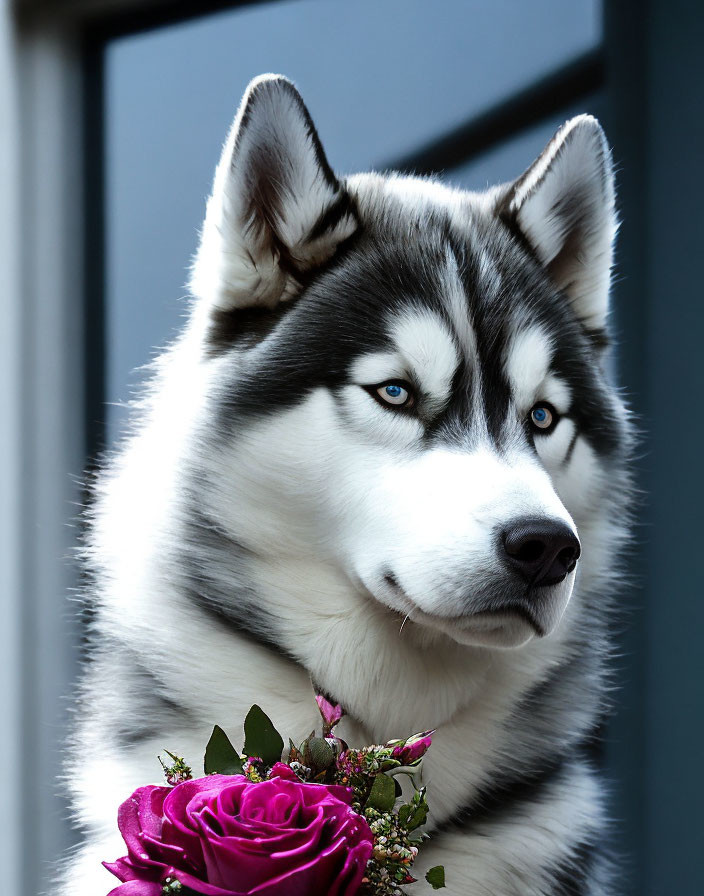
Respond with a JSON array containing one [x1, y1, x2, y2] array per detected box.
[[186, 75, 628, 650]]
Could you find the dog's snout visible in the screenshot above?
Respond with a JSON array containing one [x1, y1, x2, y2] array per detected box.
[[502, 517, 580, 587]]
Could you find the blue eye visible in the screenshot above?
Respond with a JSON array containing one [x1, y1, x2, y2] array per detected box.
[[374, 382, 413, 408], [530, 403, 556, 431]]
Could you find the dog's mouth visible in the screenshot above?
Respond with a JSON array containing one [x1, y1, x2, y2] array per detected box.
[[379, 572, 565, 649]]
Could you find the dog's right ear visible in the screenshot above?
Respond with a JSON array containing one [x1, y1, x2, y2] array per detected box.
[[190, 75, 358, 313]]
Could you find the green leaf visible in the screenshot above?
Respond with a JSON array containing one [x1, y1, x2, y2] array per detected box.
[[243, 705, 284, 767], [204, 725, 244, 775], [398, 803, 412, 827], [365, 773, 397, 813], [408, 832, 428, 845], [405, 799, 428, 831], [425, 866, 446, 889]]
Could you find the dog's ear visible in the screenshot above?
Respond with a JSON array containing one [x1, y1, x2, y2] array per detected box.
[[190, 74, 358, 312], [498, 115, 617, 334]]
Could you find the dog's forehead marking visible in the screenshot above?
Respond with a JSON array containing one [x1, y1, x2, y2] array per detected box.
[[476, 246, 502, 298], [350, 351, 403, 385], [442, 246, 477, 361], [505, 325, 554, 409], [347, 309, 458, 410], [541, 373, 572, 414], [389, 308, 459, 401]]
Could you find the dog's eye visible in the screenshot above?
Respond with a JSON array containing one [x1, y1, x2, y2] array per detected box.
[[374, 382, 414, 409], [530, 403, 557, 432]]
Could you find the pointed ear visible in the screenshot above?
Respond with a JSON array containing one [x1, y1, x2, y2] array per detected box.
[[498, 115, 617, 333], [190, 74, 358, 312]]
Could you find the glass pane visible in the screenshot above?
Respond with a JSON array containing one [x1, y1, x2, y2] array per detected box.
[[105, 0, 601, 440]]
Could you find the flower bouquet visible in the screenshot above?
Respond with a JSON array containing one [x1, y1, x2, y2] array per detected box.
[[104, 695, 445, 896]]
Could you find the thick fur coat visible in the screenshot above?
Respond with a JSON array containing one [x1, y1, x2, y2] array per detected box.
[[62, 75, 632, 895]]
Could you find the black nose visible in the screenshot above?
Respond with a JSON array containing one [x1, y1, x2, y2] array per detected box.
[[502, 517, 581, 587]]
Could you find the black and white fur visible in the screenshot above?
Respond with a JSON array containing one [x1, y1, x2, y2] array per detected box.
[[63, 75, 632, 895]]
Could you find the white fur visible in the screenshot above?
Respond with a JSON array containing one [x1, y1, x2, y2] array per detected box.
[[542, 373, 572, 414], [62, 82, 628, 896], [443, 247, 480, 359], [506, 325, 554, 410]]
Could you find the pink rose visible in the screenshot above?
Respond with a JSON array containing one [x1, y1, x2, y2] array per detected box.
[[104, 774, 374, 896]]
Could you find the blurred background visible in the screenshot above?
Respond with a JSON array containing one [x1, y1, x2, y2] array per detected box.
[[1, 0, 702, 893]]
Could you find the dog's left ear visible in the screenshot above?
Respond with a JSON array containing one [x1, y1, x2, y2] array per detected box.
[[191, 74, 358, 312], [498, 115, 617, 333]]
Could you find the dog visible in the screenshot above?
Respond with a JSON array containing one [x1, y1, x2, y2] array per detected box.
[[62, 74, 632, 895]]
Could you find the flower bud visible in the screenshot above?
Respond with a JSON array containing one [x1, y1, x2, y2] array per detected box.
[[315, 695, 344, 734], [390, 730, 434, 765]]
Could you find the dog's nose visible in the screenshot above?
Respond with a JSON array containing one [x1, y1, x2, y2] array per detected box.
[[502, 517, 580, 587]]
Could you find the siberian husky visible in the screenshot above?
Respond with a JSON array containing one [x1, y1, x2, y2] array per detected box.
[[63, 75, 632, 895]]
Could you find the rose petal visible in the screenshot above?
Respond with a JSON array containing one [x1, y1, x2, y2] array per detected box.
[[268, 762, 299, 781], [117, 787, 169, 864], [106, 786, 190, 883], [200, 816, 327, 890], [107, 881, 162, 896], [103, 850, 163, 883], [162, 775, 243, 867], [248, 829, 373, 896], [103, 859, 144, 884], [200, 787, 372, 894], [326, 841, 376, 896], [160, 867, 248, 896]]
